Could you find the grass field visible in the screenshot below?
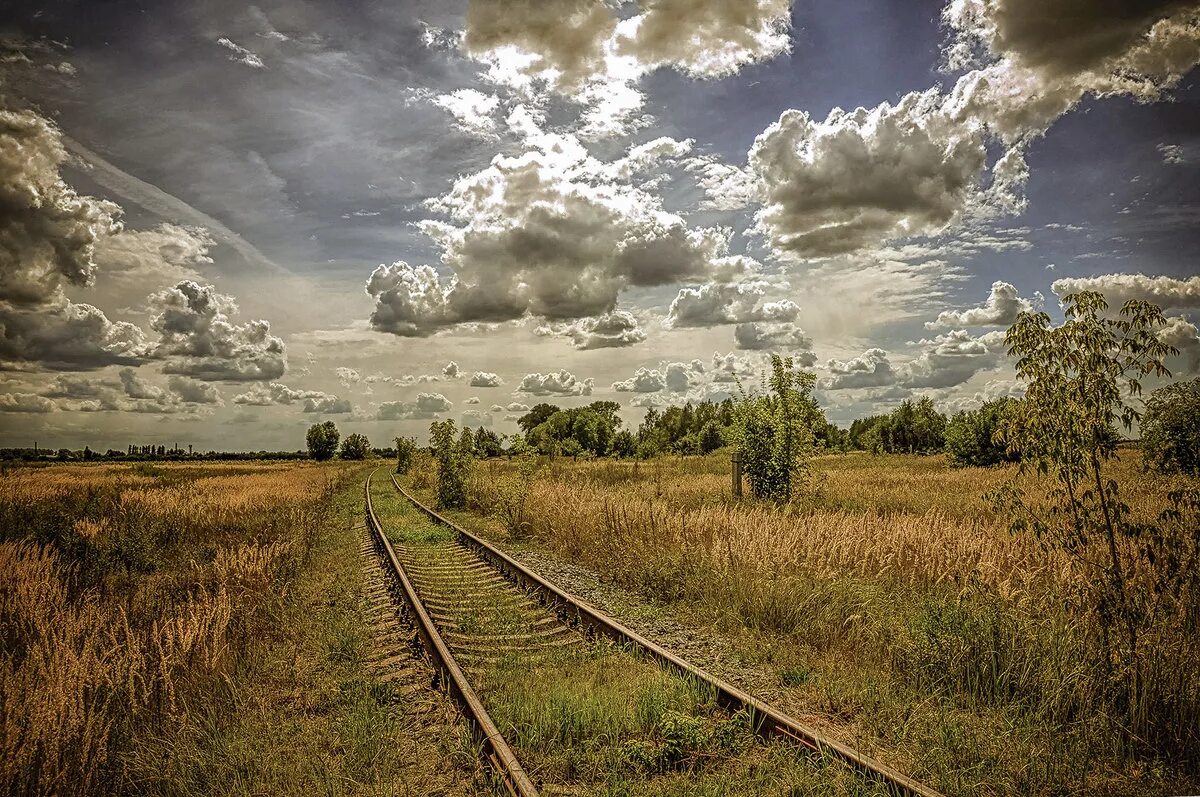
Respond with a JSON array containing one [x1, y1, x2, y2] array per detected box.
[[406, 450, 1200, 797], [4, 453, 1195, 796], [0, 461, 480, 797]]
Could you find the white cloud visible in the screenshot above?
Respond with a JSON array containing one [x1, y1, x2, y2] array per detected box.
[[733, 322, 814, 360], [536, 310, 647, 349], [0, 106, 143, 371], [464, 396, 481, 405], [150, 280, 286, 382], [469, 371, 504, 387], [376, 392, 453, 420], [232, 382, 344, 413], [216, 37, 266, 69], [0, 392, 57, 413], [517, 369, 594, 396], [442, 361, 462, 379], [1051, 273, 1200, 311], [926, 280, 1034, 328], [507, 402, 529, 412], [1159, 315, 1200, 374], [432, 88, 501, 138], [901, 329, 1006, 389], [710, 351, 759, 383], [612, 367, 666, 393], [821, 348, 897, 390], [336, 367, 362, 388], [665, 281, 797, 327], [167, 375, 222, 405]]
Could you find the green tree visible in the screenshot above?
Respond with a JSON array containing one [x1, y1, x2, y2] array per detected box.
[[727, 355, 820, 502], [430, 419, 472, 509], [306, 421, 339, 461], [473, 426, 504, 458], [945, 398, 1019, 467], [338, 432, 371, 460], [517, 403, 560, 436], [994, 291, 1197, 750], [1140, 377, 1200, 475], [394, 436, 418, 473]]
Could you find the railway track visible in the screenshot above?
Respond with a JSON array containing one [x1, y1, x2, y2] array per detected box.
[[364, 469, 945, 797]]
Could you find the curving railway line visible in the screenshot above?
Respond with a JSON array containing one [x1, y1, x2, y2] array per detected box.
[[363, 469, 945, 797]]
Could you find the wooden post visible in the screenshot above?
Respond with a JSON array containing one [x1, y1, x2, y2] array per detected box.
[[731, 451, 743, 498]]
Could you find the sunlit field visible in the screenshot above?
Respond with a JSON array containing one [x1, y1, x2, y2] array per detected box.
[[0, 460, 478, 797], [406, 450, 1200, 797]]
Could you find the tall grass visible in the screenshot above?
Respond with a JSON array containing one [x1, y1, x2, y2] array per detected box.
[[0, 463, 342, 796], [456, 452, 1200, 791]]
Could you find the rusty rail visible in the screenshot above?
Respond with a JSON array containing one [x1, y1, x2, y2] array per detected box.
[[391, 473, 944, 797], [364, 471, 539, 797]]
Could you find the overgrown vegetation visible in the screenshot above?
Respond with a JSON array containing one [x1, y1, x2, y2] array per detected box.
[[430, 419, 473, 509], [994, 291, 1199, 762], [944, 398, 1019, 467], [1140, 376, 1200, 476], [393, 435, 417, 473], [1, 461, 479, 796]]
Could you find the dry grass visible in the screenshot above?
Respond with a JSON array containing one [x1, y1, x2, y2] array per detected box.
[[0, 462, 346, 796], [452, 451, 1200, 795]]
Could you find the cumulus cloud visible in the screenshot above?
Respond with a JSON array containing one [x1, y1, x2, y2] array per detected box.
[[376, 392, 453, 420], [517, 369, 594, 396], [443, 361, 462, 379], [464, 396, 481, 405], [821, 348, 897, 390], [1051, 273, 1200, 311], [0, 106, 146, 371], [612, 367, 666, 393], [748, 90, 996, 258], [167, 375, 222, 405], [0, 392, 56, 413], [369, 119, 733, 335], [1159, 315, 1200, 374], [469, 371, 504, 387], [733, 322, 815, 361], [617, 0, 793, 79], [665, 281, 797, 328], [150, 280, 286, 381], [232, 382, 346, 413], [718, 2, 1200, 261], [612, 360, 704, 393], [462, 0, 793, 136], [1158, 143, 1187, 165], [901, 329, 1006, 389], [92, 224, 213, 291], [336, 367, 362, 388], [927, 280, 1035, 328], [461, 409, 493, 427], [536, 310, 647, 349], [710, 351, 759, 383]]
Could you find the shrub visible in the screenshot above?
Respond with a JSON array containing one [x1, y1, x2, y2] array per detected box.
[[394, 436, 417, 473], [995, 290, 1200, 760], [1140, 377, 1200, 475], [726, 355, 820, 502], [945, 398, 1019, 467], [430, 420, 472, 509], [305, 421, 339, 461], [338, 433, 371, 460]]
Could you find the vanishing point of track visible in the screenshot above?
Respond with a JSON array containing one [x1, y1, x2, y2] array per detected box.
[[363, 469, 945, 797]]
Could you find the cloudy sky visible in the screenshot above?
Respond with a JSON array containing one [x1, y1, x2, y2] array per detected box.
[[2, 0, 1199, 451]]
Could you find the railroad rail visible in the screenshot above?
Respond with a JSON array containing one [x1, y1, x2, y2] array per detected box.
[[386, 471, 946, 797], [363, 471, 539, 797]]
